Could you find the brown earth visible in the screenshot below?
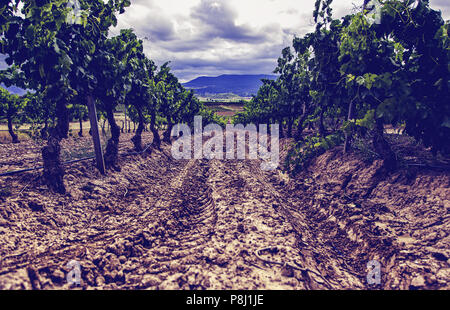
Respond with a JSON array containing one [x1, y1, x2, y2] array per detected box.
[[0, 133, 448, 290]]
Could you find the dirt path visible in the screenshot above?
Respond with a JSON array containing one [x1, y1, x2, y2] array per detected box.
[[0, 134, 448, 290], [0, 138, 309, 289], [118, 157, 309, 290]]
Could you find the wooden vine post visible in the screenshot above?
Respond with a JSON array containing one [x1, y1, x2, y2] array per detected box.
[[87, 95, 106, 175], [124, 104, 128, 133]]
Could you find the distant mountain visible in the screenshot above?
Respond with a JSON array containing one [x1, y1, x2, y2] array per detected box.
[[182, 74, 277, 97]]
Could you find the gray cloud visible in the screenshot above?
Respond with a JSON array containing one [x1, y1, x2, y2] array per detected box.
[[430, 0, 450, 19], [140, 15, 176, 42], [0, 55, 8, 70], [110, 0, 177, 42], [190, 0, 267, 43]]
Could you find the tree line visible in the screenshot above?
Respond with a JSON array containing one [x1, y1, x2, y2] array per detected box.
[[234, 0, 449, 173], [0, 0, 222, 193]]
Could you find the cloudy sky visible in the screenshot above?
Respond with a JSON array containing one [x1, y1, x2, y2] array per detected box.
[[111, 0, 450, 82], [1, 0, 449, 82]]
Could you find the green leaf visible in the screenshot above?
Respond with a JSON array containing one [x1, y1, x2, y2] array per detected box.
[[39, 64, 45, 79], [60, 53, 73, 69], [356, 76, 365, 86], [53, 41, 60, 54], [442, 117, 450, 129]]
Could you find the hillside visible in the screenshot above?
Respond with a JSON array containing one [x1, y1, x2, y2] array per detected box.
[[182, 74, 277, 97]]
